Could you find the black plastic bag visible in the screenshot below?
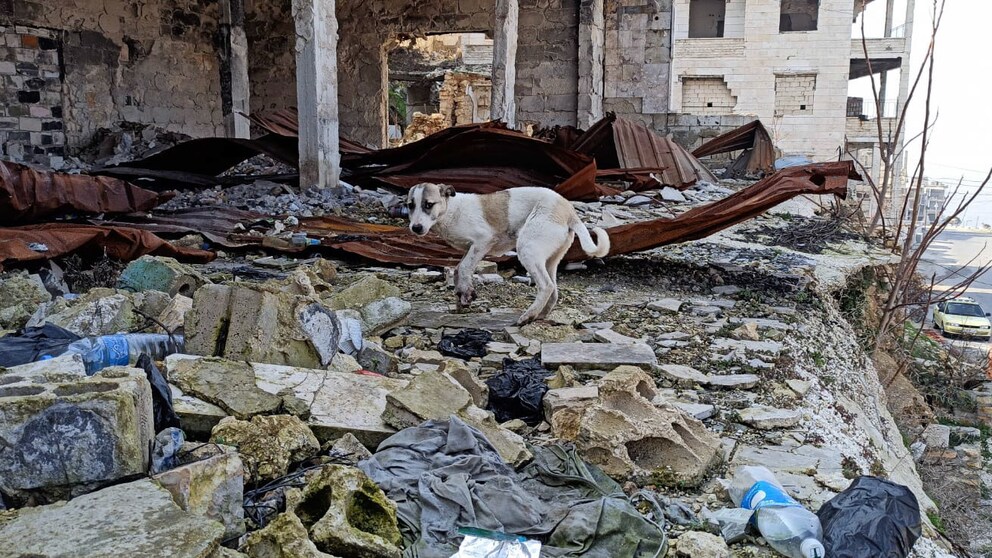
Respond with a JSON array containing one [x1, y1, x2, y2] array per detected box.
[[485, 358, 549, 425], [136, 353, 182, 432], [438, 329, 493, 359], [0, 324, 80, 367], [816, 476, 921, 558]]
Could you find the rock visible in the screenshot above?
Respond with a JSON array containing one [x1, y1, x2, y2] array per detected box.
[[158, 294, 194, 333], [360, 297, 411, 334], [42, 288, 158, 337], [551, 366, 721, 486], [593, 329, 644, 344], [646, 298, 684, 313], [252, 360, 407, 447], [731, 322, 761, 341], [502, 418, 528, 432], [625, 194, 654, 206], [296, 304, 345, 367], [329, 274, 400, 310], [705, 374, 761, 389], [922, 423, 950, 449], [673, 531, 731, 558], [785, 379, 811, 396], [541, 342, 657, 370], [117, 255, 209, 297], [404, 348, 445, 364], [666, 400, 717, 420], [411, 269, 443, 283], [170, 356, 287, 419], [443, 360, 489, 408], [243, 511, 335, 558], [154, 445, 245, 540], [659, 364, 708, 386], [476, 273, 504, 284], [210, 415, 320, 483], [738, 405, 802, 430], [170, 384, 229, 440], [0, 367, 154, 504], [382, 370, 473, 429], [0, 479, 224, 557], [659, 186, 687, 203], [711, 285, 741, 296], [543, 385, 600, 422], [546, 307, 594, 326], [0, 272, 50, 329], [286, 465, 402, 558], [357, 342, 399, 376], [711, 338, 783, 355], [458, 405, 533, 466], [1, 352, 87, 380], [330, 433, 373, 462]]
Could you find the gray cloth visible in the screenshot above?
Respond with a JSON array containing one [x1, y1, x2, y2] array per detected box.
[[359, 417, 667, 558]]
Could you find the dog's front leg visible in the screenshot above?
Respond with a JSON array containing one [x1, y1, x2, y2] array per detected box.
[[454, 243, 490, 309]]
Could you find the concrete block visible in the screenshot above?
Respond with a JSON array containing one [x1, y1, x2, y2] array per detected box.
[[169, 384, 227, 440], [0, 366, 153, 503], [0, 479, 224, 557], [383, 370, 473, 429], [154, 445, 245, 540], [541, 342, 657, 369], [329, 274, 400, 310], [443, 360, 488, 408]]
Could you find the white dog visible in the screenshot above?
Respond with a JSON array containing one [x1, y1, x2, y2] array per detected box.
[[406, 183, 610, 324]]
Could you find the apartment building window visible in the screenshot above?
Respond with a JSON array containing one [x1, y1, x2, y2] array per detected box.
[[780, 0, 818, 32], [689, 0, 727, 38], [774, 74, 816, 115], [682, 77, 737, 114]]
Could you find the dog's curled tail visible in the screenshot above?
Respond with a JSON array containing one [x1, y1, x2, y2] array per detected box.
[[572, 222, 611, 258]]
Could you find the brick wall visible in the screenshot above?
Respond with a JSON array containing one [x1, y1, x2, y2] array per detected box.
[[0, 25, 64, 167], [245, 0, 296, 114], [1, 0, 225, 158], [515, 0, 580, 129], [681, 77, 736, 115], [774, 73, 816, 116]]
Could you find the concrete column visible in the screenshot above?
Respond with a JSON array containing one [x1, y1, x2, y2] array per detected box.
[[292, 0, 340, 190], [220, 0, 250, 138], [576, 0, 605, 128], [490, 0, 518, 128]]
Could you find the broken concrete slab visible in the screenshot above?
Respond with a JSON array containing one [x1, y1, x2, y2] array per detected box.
[[659, 186, 687, 203], [658, 364, 708, 386], [382, 370, 473, 430], [169, 356, 287, 419], [738, 405, 802, 430], [665, 400, 717, 420], [117, 255, 209, 297], [646, 298, 684, 313], [443, 360, 488, 408], [242, 511, 335, 558], [170, 384, 229, 440], [541, 342, 657, 370], [360, 297, 411, 335], [252, 359, 407, 448], [785, 378, 811, 396], [329, 274, 401, 310], [711, 338, 783, 355], [593, 329, 644, 344], [1, 351, 87, 380], [406, 307, 521, 329], [0, 479, 224, 557], [0, 366, 154, 503], [705, 374, 761, 390], [728, 316, 791, 331], [210, 415, 320, 483], [543, 385, 600, 419], [550, 366, 721, 486], [458, 404, 533, 467], [286, 465, 402, 558], [154, 444, 245, 540]]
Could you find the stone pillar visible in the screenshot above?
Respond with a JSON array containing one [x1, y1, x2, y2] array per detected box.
[[292, 0, 340, 190], [220, 0, 250, 138], [577, 0, 604, 128], [491, 0, 518, 128]]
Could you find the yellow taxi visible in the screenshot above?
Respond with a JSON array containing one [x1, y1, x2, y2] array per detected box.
[[933, 297, 992, 340]]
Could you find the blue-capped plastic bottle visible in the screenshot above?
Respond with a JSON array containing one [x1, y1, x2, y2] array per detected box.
[[64, 333, 185, 375], [729, 466, 826, 558]]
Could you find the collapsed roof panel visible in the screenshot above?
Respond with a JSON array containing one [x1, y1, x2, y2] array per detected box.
[[692, 120, 776, 178]]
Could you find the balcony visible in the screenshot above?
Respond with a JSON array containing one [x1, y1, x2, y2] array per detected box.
[[850, 37, 906, 60], [673, 38, 745, 59], [846, 116, 898, 143]]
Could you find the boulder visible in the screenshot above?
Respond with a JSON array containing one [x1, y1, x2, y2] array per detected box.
[[117, 255, 209, 297], [550, 366, 721, 486], [0, 272, 50, 329], [382, 370, 473, 429], [0, 479, 224, 557], [738, 405, 802, 430], [0, 366, 154, 504], [287, 465, 402, 558], [243, 511, 336, 558], [210, 415, 320, 483], [329, 274, 400, 310], [154, 444, 245, 540], [672, 531, 731, 558]]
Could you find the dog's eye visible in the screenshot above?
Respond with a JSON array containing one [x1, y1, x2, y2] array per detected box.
[[424, 202, 435, 210]]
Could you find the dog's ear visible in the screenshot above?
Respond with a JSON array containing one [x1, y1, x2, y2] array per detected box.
[[441, 184, 456, 198]]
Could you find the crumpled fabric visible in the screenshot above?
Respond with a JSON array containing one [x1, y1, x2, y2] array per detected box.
[[358, 417, 667, 558], [0, 323, 80, 367], [816, 476, 921, 558], [486, 358, 549, 425]]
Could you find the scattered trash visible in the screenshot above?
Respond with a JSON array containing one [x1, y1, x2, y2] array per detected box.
[[486, 358, 549, 425], [729, 466, 825, 558], [150, 427, 186, 474], [453, 528, 541, 558], [816, 476, 921, 558], [702, 507, 754, 544], [438, 328, 493, 359], [27, 243, 49, 252], [0, 323, 80, 367], [136, 354, 181, 432], [65, 333, 185, 375]]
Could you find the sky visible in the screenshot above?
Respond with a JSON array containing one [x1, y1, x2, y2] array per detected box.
[[849, 0, 992, 227]]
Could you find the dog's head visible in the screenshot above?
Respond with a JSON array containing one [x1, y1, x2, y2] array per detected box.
[[406, 182, 455, 236]]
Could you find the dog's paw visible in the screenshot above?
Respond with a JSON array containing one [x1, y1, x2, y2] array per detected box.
[[456, 287, 477, 308]]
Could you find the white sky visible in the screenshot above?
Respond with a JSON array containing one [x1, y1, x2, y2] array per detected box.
[[849, 0, 992, 226]]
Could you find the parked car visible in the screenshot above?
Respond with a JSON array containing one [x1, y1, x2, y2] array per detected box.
[[933, 297, 992, 340]]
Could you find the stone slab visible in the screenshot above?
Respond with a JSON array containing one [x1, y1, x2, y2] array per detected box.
[[705, 374, 761, 390], [593, 329, 644, 344], [154, 446, 245, 540], [646, 298, 684, 313], [169, 385, 228, 440], [658, 364, 708, 386], [739, 405, 801, 430], [0, 479, 223, 557], [406, 308, 521, 330], [541, 342, 657, 369]]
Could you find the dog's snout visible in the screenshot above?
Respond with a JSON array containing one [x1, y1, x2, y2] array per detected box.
[[411, 223, 424, 234]]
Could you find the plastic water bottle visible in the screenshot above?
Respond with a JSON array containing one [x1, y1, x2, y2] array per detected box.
[[729, 466, 825, 558], [65, 334, 185, 375]]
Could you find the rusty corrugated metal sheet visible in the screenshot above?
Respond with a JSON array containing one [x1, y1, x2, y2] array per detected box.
[[0, 161, 169, 225], [571, 113, 719, 191], [245, 107, 372, 154], [0, 223, 215, 271], [92, 207, 266, 247], [692, 120, 776, 178]]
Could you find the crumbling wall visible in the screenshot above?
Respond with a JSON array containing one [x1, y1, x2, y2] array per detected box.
[[438, 71, 492, 126], [515, 0, 580, 129], [336, 0, 492, 148], [603, 0, 673, 133], [244, 0, 296, 114], [0, 0, 225, 157]]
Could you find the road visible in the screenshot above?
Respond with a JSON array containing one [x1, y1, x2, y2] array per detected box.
[[917, 229, 992, 353]]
